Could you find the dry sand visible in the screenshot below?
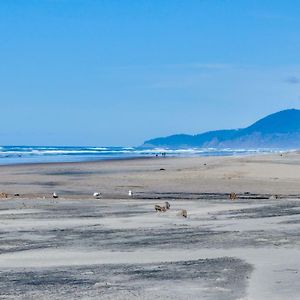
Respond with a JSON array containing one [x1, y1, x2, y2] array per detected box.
[[1, 152, 300, 299]]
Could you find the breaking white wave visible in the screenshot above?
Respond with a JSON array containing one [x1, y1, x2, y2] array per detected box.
[[0, 145, 285, 165]]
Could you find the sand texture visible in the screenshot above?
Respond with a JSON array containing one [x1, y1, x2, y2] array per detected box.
[[1, 153, 300, 299]]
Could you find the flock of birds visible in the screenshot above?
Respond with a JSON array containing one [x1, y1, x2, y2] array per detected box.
[[51, 190, 188, 218]]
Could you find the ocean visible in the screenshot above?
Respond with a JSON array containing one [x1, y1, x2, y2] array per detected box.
[[0, 146, 284, 165]]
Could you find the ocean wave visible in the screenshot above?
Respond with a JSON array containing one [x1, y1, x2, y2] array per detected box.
[[0, 146, 284, 165]]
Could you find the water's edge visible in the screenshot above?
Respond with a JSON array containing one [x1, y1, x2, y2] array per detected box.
[[0, 145, 287, 165]]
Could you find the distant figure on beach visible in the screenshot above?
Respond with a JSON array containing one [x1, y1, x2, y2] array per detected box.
[[128, 190, 133, 197]]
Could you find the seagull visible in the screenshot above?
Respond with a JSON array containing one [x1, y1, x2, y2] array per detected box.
[[93, 192, 101, 199]]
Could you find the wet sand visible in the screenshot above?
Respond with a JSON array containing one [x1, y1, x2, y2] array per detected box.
[[1, 152, 300, 299]]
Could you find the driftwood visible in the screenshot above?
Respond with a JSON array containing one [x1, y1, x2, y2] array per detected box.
[[155, 201, 171, 212], [229, 192, 237, 200], [155, 204, 166, 212], [177, 209, 187, 218], [0, 192, 8, 198]]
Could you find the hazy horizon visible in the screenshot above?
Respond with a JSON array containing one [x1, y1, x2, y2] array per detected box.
[[1, 1, 300, 146]]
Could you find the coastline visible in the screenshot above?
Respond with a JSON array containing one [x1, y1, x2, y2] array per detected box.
[[0, 144, 284, 167]]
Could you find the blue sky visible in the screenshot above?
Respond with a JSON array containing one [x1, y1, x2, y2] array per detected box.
[[1, 0, 300, 146]]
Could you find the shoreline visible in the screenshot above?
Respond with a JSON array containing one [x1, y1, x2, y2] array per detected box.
[[0, 149, 284, 168], [0, 145, 290, 168], [0, 155, 158, 168]]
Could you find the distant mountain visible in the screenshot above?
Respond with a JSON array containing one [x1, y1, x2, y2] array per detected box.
[[143, 109, 300, 148]]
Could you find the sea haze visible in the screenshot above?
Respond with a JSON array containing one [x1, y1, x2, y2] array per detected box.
[[0, 146, 284, 165]]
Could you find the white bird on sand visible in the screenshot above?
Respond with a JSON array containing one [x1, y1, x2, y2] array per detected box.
[[128, 190, 133, 197], [53, 192, 58, 199], [93, 192, 101, 199]]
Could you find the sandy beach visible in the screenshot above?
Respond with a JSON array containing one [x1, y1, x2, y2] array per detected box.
[[1, 152, 300, 299]]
